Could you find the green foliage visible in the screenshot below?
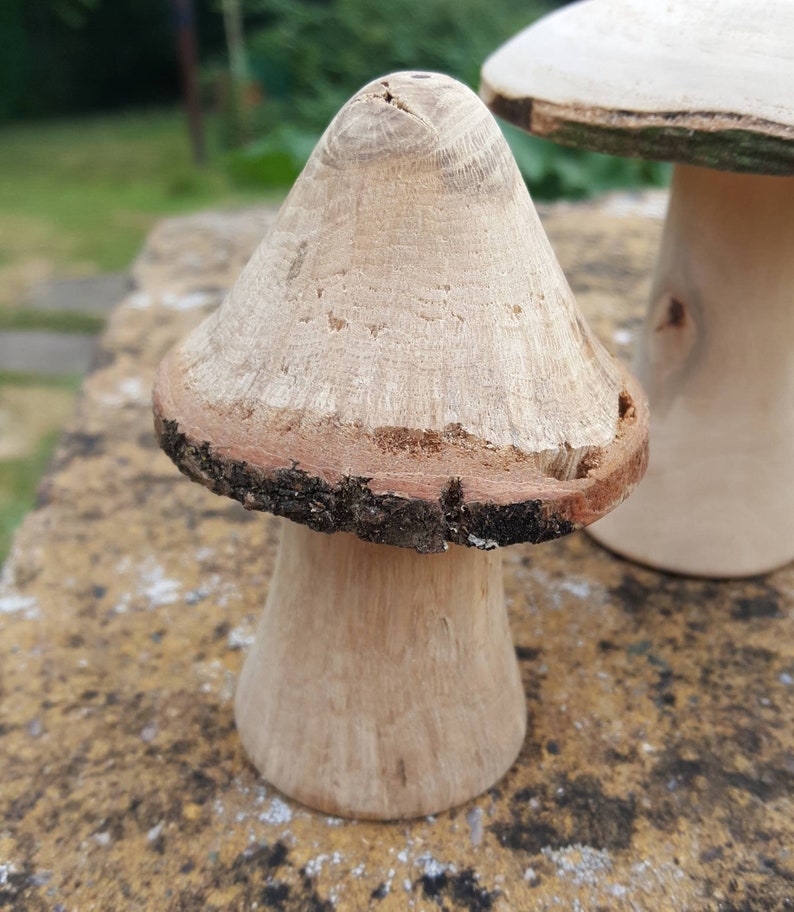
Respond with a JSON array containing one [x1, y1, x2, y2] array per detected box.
[[0, 311, 105, 335], [226, 123, 318, 187], [244, 0, 553, 132], [223, 0, 670, 199], [0, 431, 60, 562], [0, 372, 82, 390], [501, 125, 671, 201]]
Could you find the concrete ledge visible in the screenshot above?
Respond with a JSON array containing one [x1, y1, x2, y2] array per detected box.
[[1, 198, 792, 912]]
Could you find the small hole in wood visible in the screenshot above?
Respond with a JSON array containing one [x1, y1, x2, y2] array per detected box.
[[655, 296, 687, 331], [618, 390, 635, 421]]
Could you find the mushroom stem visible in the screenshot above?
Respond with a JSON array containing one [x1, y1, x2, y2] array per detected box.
[[591, 164, 794, 577], [234, 521, 527, 819]]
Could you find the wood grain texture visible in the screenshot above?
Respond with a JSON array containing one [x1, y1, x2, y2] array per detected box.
[[591, 166, 794, 577], [154, 72, 648, 550], [234, 522, 527, 819], [481, 0, 794, 173]]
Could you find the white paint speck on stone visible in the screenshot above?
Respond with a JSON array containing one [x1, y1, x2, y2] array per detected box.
[[100, 376, 149, 407], [466, 806, 483, 846], [305, 854, 328, 877], [127, 292, 152, 310], [558, 578, 592, 599], [0, 594, 40, 619], [542, 844, 613, 887], [162, 291, 213, 311], [259, 797, 293, 825], [306, 852, 343, 877], [140, 563, 182, 608], [227, 624, 255, 650], [118, 377, 147, 401], [415, 853, 447, 879]]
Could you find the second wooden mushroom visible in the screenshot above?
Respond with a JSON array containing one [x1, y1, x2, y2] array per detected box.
[[153, 72, 648, 819], [481, 0, 794, 577]]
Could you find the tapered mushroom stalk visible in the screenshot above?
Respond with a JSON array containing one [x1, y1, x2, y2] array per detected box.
[[481, 0, 794, 577], [236, 524, 519, 818], [593, 166, 794, 576], [154, 72, 648, 818]]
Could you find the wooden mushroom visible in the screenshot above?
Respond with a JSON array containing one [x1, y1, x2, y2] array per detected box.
[[481, 0, 794, 578], [153, 72, 648, 819]]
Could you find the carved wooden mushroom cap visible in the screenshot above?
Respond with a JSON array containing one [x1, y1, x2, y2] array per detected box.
[[481, 0, 794, 174], [154, 72, 648, 553]]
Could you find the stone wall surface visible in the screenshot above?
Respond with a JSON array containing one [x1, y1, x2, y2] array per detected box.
[[1, 194, 792, 912]]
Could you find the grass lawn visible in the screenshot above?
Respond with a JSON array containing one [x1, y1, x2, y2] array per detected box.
[[0, 375, 83, 560], [0, 430, 61, 561], [0, 108, 275, 561], [0, 108, 273, 298]]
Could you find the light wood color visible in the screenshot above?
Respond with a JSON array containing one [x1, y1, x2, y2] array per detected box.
[[480, 0, 794, 172], [590, 166, 794, 577], [154, 72, 646, 523], [155, 72, 649, 819], [234, 521, 526, 819]]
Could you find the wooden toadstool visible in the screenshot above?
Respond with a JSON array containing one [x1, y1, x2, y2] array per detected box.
[[480, 0, 794, 578], [153, 72, 648, 819]]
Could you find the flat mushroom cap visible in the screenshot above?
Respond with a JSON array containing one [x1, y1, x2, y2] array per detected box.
[[154, 72, 648, 553], [481, 0, 794, 174]]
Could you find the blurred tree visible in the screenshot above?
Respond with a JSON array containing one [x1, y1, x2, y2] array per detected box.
[[172, 0, 207, 164], [50, 0, 102, 30], [0, 0, 226, 123], [219, 0, 253, 144], [0, 0, 29, 122]]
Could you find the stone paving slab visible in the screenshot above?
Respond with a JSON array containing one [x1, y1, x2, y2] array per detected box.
[[0, 197, 792, 912], [25, 272, 132, 317], [0, 330, 97, 376]]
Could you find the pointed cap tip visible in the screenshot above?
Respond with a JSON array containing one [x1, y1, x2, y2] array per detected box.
[[321, 71, 501, 167]]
